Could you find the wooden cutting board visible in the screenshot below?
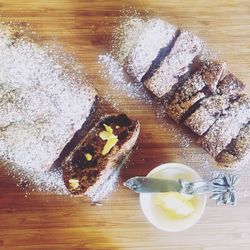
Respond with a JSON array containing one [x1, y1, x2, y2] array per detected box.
[[0, 1, 250, 249]]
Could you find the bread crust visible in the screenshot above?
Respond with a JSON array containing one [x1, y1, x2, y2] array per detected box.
[[125, 19, 177, 82], [217, 73, 245, 96], [216, 123, 250, 167], [144, 30, 204, 98]]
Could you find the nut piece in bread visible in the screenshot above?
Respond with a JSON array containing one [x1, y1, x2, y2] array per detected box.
[[125, 18, 177, 82], [61, 114, 140, 200], [144, 30, 204, 98]]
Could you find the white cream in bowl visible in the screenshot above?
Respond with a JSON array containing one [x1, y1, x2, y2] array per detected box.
[[140, 163, 207, 232]]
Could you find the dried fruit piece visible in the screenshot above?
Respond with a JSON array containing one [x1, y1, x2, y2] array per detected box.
[[69, 179, 79, 190], [99, 131, 111, 140], [101, 136, 118, 155], [99, 124, 114, 140], [99, 123, 119, 155], [85, 153, 92, 161], [103, 124, 113, 134]]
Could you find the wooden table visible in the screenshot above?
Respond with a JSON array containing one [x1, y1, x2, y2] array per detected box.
[[0, 1, 250, 249]]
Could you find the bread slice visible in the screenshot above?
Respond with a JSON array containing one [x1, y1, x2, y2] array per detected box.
[[184, 95, 231, 135], [61, 114, 140, 199], [166, 60, 226, 123], [217, 73, 245, 97], [0, 25, 97, 173], [124, 18, 177, 82], [200, 95, 250, 157], [144, 30, 204, 98], [167, 92, 206, 123], [184, 73, 244, 135], [216, 123, 250, 167]]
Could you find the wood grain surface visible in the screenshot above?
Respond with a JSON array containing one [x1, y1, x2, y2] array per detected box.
[[0, 1, 250, 249]]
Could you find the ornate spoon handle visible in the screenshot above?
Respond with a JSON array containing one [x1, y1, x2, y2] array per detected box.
[[180, 172, 239, 205]]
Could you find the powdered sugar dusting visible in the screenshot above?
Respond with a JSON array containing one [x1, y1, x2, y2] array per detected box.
[[111, 13, 146, 64], [99, 13, 250, 201], [125, 18, 177, 81], [89, 165, 121, 203], [89, 152, 133, 203], [98, 53, 152, 110], [0, 24, 96, 194]]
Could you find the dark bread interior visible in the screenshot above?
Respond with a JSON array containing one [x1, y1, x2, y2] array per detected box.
[[61, 114, 139, 195]]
